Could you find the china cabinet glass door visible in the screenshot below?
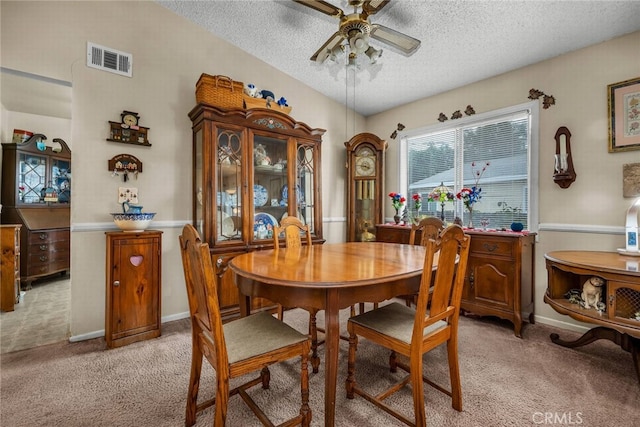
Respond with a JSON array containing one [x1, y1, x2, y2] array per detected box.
[[52, 157, 71, 203], [217, 128, 243, 242], [297, 142, 316, 235], [18, 152, 46, 204], [252, 134, 288, 241]]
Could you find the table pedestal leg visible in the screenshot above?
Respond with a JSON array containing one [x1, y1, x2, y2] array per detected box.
[[323, 290, 340, 427], [550, 326, 640, 384]]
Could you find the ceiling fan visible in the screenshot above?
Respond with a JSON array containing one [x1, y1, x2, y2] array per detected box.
[[294, 0, 421, 65]]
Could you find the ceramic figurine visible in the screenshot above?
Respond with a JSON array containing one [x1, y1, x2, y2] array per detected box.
[[244, 83, 258, 98]]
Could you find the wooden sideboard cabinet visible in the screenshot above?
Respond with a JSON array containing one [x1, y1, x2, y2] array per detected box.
[[105, 231, 162, 348], [375, 224, 536, 337], [463, 230, 535, 338], [544, 251, 639, 383], [1, 136, 71, 287], [1, 224, 21, 312], [189, 104, 325, 321]]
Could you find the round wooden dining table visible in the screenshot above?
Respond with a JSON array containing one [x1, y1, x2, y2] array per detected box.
[[229, 242, 428, 427]]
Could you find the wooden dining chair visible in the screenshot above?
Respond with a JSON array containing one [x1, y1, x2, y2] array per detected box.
[[401, 217, 446, 307], [179, 224, 311, 427], [345, 225, 471, 427], [272, 216, 326, 373]]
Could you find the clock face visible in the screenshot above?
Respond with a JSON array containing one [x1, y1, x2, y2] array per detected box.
[[355, 156, 376, 176], [122, 113, 138, 126]]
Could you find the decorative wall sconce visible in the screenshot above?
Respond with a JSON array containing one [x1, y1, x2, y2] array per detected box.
[[108, 154, 143, 182], [553, 126, 576, 188]]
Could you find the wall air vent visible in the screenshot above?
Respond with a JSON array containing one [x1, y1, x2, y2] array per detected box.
[[87, 42, 132, 77]]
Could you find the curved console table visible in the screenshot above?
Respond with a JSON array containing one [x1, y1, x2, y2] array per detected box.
[[544, 251, 640, 384]]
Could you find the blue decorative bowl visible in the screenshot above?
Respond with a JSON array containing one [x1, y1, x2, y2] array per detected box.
[[111, 212, 156, 232], [510, 222, 524, 232]]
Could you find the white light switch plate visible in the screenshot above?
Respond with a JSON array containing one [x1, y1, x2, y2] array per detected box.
[[118, 187, 138, 204]]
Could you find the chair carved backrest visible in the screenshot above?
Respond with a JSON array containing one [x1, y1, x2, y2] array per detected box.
[[273, 216, 312, 249], [179, 224, 227, 369], [409, 216, 446, 247], [412, 225, 471, 344]]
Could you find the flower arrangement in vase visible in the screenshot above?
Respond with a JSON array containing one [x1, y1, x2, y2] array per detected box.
[[388, 192, 406, 224], [456, 161, 489, 228]]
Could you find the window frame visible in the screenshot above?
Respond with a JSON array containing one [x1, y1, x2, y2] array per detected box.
[[398, 101, 539, 232]]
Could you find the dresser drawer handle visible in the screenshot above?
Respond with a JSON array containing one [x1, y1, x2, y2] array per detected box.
[[40, 244, 48, 251], [39, 255, 48, 262], [482, 243, 498, 252], [38, 233, 47, 240]]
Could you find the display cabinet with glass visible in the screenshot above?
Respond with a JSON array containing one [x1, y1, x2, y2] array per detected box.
[[1, 134, 71, 287], [189, 104, 325, 320]]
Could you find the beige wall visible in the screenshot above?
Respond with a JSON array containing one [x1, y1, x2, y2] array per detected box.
[[1, 1, 365, 338], [366, 30, 640, 332], [2, 1, 639, 338]]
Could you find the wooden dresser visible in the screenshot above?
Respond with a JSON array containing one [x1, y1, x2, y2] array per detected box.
[[1, 136, 71, 287], [1, 224, 21, 312], [376, 224, 536, 337]]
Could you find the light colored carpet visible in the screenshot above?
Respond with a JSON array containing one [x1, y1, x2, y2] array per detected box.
[[0, 276, 70, 354], [1, 304, 638, 426]]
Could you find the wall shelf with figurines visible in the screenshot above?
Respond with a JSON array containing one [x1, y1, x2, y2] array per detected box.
[[108, 154, 143, 182], [107, 110, 151, 147]]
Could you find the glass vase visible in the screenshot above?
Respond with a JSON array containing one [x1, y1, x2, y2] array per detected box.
[[467, 207, 474, 228]]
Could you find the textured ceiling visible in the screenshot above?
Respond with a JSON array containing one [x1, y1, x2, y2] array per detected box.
[[158, 0, 640, 117]]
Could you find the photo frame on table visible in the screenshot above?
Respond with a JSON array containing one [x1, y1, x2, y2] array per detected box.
[[608, 76, 640, 153]]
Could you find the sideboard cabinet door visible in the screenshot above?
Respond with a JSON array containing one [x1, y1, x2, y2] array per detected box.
[[105, 231, 162, 348]]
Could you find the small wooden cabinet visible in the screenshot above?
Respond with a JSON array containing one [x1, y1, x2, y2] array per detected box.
[[1, 135, 71, 287], [375, 224, 536, 337], [189, 104, 325, 321], [105, 231, 162, 348], [1, 224, 21, 312], [462, 230, 535, 338]]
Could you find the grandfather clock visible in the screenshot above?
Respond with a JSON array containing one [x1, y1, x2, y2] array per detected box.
[[345, 133, 387, 242]]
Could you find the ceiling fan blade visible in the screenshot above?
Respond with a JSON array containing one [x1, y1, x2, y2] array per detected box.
[[310, 31, 346, 63], [294, 0, 344, 19], [362, 0, 390, 16], [370, 24, 421, 55]]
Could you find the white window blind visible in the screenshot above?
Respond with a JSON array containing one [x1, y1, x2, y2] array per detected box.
[[402, 103, 538, 231]]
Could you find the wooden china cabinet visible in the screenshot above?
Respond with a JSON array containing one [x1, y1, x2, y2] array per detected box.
[[1, 135, 71, 288], [189, 104, 325, 321]]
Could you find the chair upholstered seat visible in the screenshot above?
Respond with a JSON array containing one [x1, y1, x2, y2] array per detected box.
[[224, 311, 309, 364], [345, 225, 471, 427], [179, 224, 311, 427], [348, 302, 447, 345]]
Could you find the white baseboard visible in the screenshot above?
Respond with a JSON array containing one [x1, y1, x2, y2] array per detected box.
[[69, 311, 191, 343], [532, 314, 592, 334]]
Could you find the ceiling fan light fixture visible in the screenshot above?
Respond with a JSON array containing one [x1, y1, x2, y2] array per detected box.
[[365, 45, 382, 63], [349, 33, 370, 54], [327, 44, 345, 63], [347, 52, 358, 69]]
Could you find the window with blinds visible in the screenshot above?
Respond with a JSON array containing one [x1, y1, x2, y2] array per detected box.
[[400, 102, 538, 231]]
